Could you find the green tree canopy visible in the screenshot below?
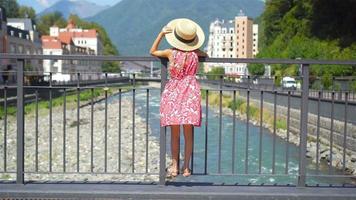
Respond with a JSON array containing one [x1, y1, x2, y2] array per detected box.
[[248, 63, 265, 76], [68, 15, 120, 72], [257, 0, 356, 88], [18, 6, 36, 21], [207, 67, 225, 80], [0, 0, 19, 18]]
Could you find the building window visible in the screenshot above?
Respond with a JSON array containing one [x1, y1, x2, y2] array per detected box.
[[10, 44, 16, 53], [18, 45, 24, 53]]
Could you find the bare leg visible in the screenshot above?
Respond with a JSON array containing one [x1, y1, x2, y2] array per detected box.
[[183, 124, 193, 171], [170, 125, 180, 173]]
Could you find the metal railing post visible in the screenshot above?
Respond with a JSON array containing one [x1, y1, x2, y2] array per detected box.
[[16, 59, 25, 184], [159, 59, 168, 185], [298, 63, 309, 187]]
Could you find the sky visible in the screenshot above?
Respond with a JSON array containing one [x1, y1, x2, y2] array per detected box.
[[17, 0, 121, 13]]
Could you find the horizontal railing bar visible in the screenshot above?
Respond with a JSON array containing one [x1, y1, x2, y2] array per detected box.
[[1, 53, 356, 65], [306, 175, 356, 178], [193, 173, 297, 177], [23, 172, 159, 175], [21, 86, 161, 90]]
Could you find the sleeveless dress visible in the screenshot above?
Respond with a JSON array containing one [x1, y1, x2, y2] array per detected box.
[[160, 49, 202, 127]]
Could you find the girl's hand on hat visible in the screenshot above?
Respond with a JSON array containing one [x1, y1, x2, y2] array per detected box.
[[161, 26, 173, 35]]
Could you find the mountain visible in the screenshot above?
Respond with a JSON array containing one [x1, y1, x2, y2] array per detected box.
[[39, 0, 110, 18], [88, 0, 265, 56]]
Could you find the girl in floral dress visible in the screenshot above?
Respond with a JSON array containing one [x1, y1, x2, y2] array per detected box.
[[150, 18, 207, 177]]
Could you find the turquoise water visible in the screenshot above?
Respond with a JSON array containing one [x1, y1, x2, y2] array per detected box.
[[112, 88, 354, 186]]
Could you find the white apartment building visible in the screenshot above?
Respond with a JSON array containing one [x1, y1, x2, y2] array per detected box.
[[253, 24, 259, 57], [206, 10, 259, 78]]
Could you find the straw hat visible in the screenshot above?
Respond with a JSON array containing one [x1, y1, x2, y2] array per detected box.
[[165, 18, 205, 51]]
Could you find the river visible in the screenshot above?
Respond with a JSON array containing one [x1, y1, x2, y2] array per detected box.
[[110, 87, 354, 186]]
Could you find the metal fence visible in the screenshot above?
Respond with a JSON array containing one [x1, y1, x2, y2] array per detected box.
[[0, 54, 356, 187]]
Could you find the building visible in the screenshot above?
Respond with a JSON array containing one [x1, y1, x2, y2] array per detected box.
[[206, 10, 259, 79], [0, 6, 42, 83], [0, 7, 6, 54], [42, 20, 103, 82], [49, 20, 103, 55]]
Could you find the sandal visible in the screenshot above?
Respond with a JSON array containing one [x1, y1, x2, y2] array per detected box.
[[166, 166, 179, 178], [182, 168, 191, 177]]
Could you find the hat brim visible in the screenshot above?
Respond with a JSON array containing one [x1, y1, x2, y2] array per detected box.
[[165, 18, 205, 51]]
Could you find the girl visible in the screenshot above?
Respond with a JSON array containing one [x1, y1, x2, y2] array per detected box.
[[150, 18, 207, 177]]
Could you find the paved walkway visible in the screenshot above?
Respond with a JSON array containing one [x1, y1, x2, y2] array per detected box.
[[1, 182, 356, 199]]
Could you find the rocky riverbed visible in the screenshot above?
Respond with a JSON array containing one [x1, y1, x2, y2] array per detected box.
[[212, 103, 356, 177], [0, 91, 160, 182]]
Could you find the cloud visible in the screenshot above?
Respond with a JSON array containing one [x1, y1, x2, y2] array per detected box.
[[36, 0, 50, 7]]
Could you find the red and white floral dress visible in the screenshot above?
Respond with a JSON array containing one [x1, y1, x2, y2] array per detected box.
[[160, 49, 202, 127]]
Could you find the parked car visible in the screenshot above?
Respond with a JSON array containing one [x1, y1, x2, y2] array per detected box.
[[281, 76, 297, 89]]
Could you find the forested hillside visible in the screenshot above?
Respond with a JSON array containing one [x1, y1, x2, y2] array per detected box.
[[89, 0, 265, 55], [254, 0, 356, 88]]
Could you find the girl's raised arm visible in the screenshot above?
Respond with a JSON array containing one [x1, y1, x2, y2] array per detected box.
[[150, 26, 172, 58]]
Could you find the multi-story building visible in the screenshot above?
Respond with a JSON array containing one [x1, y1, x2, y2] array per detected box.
[[42, 20, 103, 81], [0, 7, 6, 54], [206, 10, 259, 78], [49, 20, 103, 55], [0, 6, 42, 83], [252, 24, 259, 57]]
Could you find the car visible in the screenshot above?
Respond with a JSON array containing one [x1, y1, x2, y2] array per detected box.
[[281, 76, 297, 89]]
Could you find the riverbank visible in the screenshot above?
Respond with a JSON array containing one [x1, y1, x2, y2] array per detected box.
[[201, 90, 356, 176], [0, 87, 160, 182]]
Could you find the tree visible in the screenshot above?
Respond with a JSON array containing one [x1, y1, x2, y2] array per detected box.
[[206, 67, 225, 80], [0, 0, 19, 18], [248, 63, 265, 76], [257, 0, 356, 79], [18, 6, 36, 21], [36, 12, 67, 35], [68, 15, 121, 72]]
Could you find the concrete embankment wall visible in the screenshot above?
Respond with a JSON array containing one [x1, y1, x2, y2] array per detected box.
[[248, 97, 356, 174], [255, 99, 356, 153]]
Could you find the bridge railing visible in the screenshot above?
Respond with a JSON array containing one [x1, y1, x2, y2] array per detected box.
[[0, 54, 355, 187]]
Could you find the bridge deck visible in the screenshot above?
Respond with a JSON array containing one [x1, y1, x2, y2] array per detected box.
[[1, 183, 356, 200]]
